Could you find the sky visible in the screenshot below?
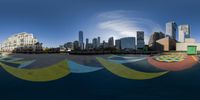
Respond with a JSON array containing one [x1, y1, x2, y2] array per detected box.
[[0, 0, 200, 47]]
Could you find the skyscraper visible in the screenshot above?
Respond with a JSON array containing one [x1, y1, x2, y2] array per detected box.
[[79, 31, 84, 50], [92, 38, 98, 49], [108, 37, 114, 47], [73, 41, 80, 50], [137, 31, 145, 49], [115, 39, 121, 50], [166, 21, 177, 39], [86, 38, 89, 50], [97, 37, 100, 48], [178, 25, 190, 42]]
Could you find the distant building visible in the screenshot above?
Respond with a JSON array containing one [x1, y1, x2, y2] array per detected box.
[[115, 39, 121, 50], [86, 38, 89, 50], [120, 37, 136, 50], [103, 40, 109, 49], [92, 38, 98, 49], [64, 42, 73, 51], [59, 45, 66, 52], [73, 41, 80, 50], [166, 21, 177, 39], [148, 32, 165, 51], [137, 31, 145, 49], [108, 37, 114, 48], [97, 37, 101, 48], [1, 32, 38, 52], [0, 43, 2, 51], [79, 31, 84, 50], [178, 25, 190, 42]]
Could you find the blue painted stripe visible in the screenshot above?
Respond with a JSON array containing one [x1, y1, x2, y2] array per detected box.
[[68, 60, 103, 73]]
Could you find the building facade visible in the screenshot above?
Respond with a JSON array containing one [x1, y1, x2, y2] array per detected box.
[[137, 31, 145, 49], [108, 37, 114, 48], [1, 32, 38, 52], [178, 25, 190, 42], [176, 38, 200, 51], [73, 41, 80, 50], [156, 37, 177, 51], [120, 37, 136, 50], [92, 38, 98, 49], [97, 37, 101, 48], [115, 39, 121, 50], [79, 31, 84, 50], [148, 32, 165, 51], [64, 42, 73, 51], [166, 21, 177, 39]]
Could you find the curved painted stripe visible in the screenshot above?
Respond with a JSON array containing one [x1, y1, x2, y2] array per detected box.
[[7, 58, 24, 62], [108, 58, 147, 64], [0, 60, 70, 82], [108, 55, 147, 59], [96, 57, 168, 80], [18, 60, 36, 68], [68, 60, 103, 73]]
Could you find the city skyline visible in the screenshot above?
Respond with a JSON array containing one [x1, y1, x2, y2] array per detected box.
[[0, 0, 200, 47]]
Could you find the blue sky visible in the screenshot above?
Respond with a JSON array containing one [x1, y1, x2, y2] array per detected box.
[[0, 0, 200, 47]]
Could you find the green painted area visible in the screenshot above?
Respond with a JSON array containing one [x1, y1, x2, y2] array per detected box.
[[96, 57, 168, 80], [187, 46, 197, 55], [0, 60, 70, 82]]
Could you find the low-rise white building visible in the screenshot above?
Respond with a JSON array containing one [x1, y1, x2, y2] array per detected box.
[[176, 38, 200, 51]]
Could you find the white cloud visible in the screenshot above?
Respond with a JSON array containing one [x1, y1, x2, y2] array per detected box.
[[97, 10, 164, 44]]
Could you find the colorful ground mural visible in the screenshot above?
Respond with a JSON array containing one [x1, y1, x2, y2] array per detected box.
[[0, 54, 200, 100], [0, 53, 199, 82], [154, 54, 186, 62], [148, 54, 199, 71]]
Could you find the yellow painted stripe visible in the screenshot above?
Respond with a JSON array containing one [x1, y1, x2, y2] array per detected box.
[[0, 60, 70, 82], [96, 57, 168, 80]]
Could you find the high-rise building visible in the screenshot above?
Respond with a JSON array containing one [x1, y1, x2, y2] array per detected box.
[[108, 37, 114, 47], [79, 31, 84, 50], [92, 38, 98, 49], [1, 32, 38, 52], [86, 38, 89, 50], [115, 39, 121, 50], [178, 25, 190, 42], [166, 21, 177, 39], [73, 41, 80, 50], [120, 37, 136, 50], [97, 37, 100, 48], [102, 40, 109, 49], [137, 31, 145, 49]]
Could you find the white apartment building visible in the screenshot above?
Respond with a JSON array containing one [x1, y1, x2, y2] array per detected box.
[[1, 32, 38, 52], [178, 25, 190, 42]]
